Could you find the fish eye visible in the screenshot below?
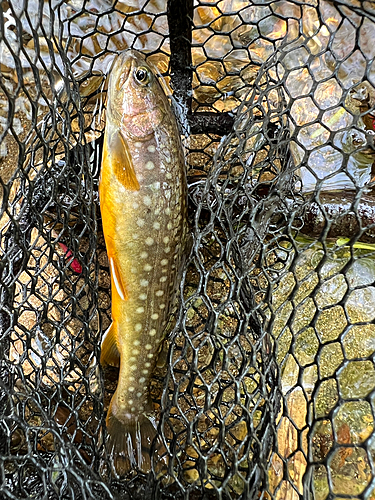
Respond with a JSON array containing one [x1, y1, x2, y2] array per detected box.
[[134, 67, 150, 85]]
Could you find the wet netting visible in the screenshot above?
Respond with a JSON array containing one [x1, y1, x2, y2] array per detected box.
[[1, 0, 375, 498]]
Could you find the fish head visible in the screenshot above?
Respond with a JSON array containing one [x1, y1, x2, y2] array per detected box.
[[107, 49, 169, 140]]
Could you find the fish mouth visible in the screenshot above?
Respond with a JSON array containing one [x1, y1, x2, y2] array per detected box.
[[116, 49, 146, 77], [112, 53, 132, 85], [110, 49, 147, 95]]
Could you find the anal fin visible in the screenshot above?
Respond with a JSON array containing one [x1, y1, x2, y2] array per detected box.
[[101, 323, 120, 367]]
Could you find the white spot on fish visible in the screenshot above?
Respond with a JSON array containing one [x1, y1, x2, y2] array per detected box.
[[147, 353, 153, 358], [128, 399, 134, 405], [145, 344, 152, 350], [140, 252, 148, 259], [167, 222, 173, 230], [161, 259, 168, 266], [164, 247, 171, 253], [143, 196, 152, 206], [128, 387, 135, 392], [133, 202, 139, 209], [144, 264, 152, 271], [154, 208, 161, 215], [147, 145, 156, 153], [145, 160, 155, 170], [135, 323, 142, 332], [142, 369, 148, 375], [133, 349, 139, 355], [136, 307, 144, 314], [135, 142, 142, 148], [140, 279, 149, 287], [160, 276, 167, 282], [153, 182, 160, 190], [137, 392, 142, 397], [153, 222, 160, 230], [151, 313, 159, 320], [130, 365, 137, 371], [165, 207, 171, 215], [131, 407, 136, 412], [159, 304, 166, 309], [166, 172, 172, 179], [129, 357, 136, 362], [137, 218, 145, 227], [145, 362, 151, 368], [145, 237, 154, 246], [149, 329, 156, 336], [132, 233, 139, 240], [131, 267, 137, 274], [133, 340, 140, 346], [156, 290, 164, 296], [129, 376, 135, 381], [163, 236, 170, 244], [139, 293, 147, 300], [139, 377, 146, 383]]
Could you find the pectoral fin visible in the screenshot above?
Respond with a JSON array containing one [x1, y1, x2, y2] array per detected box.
[[101, 323, 120, 367], [103, 127, 140, 191]]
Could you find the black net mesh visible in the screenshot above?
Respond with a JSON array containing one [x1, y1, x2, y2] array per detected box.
[[1, 0, 375, 498]]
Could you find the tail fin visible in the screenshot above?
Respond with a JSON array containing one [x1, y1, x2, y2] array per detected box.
[[106, 405, 163, 476]]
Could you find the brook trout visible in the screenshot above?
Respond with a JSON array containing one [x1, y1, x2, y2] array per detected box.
[[99, 49, 188, 472]]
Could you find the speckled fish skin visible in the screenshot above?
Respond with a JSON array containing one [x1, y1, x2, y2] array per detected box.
[[99, 49, 188, 472]]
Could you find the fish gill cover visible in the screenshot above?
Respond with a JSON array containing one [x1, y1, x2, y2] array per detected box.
[[1, 0, 375, 499]]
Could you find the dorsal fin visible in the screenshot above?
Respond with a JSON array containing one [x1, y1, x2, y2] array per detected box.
[[103, 128, 140, 191]]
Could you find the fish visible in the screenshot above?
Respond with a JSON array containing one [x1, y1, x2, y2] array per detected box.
[[99, 49, 188, 474], [301, 190, 375, 243]]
